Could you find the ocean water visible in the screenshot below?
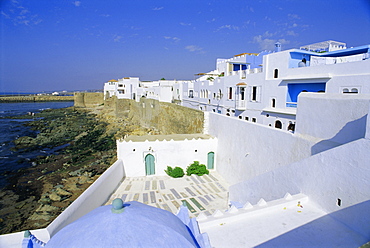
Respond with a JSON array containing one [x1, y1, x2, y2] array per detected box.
[[0, 101, 74, 188]]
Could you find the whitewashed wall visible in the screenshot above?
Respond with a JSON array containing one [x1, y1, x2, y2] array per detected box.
[[117, 137, 218, 177], [224, 93, 370, 238], [296, 93, 370, 154], [207, 112, 314, 185], [228, 138, 370, 239], [47, 159, 125, 237]]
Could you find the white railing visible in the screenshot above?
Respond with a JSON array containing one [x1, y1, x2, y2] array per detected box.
[[235, 100, 246, 110], [310, 53, 367, 67], [229, 68, 263, 77]]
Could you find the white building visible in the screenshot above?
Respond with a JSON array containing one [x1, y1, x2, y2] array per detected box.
[[103, 77, 140, 100], [182, 41, 370, 132], [104, 77, 186, 103], [2, 40, 369, 247]]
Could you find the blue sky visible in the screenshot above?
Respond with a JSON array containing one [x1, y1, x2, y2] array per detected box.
[[1, 0, 369, 93]]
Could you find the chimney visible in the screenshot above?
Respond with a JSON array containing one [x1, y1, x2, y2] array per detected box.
[[275, 42, 281, 52]]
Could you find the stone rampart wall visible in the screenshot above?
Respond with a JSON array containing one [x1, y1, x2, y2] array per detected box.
[[128, 98, 204, 134], [74, 93, 104, 107], [102, 97, 204, 134]]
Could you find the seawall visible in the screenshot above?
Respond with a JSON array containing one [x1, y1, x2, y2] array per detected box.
[[0, 95, 74, 102], [104, 96, 204, 134], [74, 92, 104, 107]]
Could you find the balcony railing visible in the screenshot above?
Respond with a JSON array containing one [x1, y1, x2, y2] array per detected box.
[[235, 99, 246, 110], [310, 53, 368, 67], [229, 68, 263, 77]]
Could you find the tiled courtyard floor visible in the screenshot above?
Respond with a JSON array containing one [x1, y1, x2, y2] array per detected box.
[[105, 171, 230, 218]]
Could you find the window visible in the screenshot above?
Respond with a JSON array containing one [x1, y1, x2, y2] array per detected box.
[[240, 87, 245, 100], [342, 88, 358, 94], [228, 87, 233, 99], [218, 89, 223, 99], [251, 86, 261, 102], [252, 118, 256, 122], [274, 69, 279, 79], [189, 90, 194, 98], [118, 84, 123, 87], [337, 198, 342, 207], [287, 122, 295, 132], [233, 64, 247, 71], [271, 98, 276, 108], [239, 116, 242, 119], [245, 117, 249, 121], [118, 90, 125, 94]]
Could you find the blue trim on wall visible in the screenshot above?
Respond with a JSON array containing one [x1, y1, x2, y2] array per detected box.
[[287, 83, 326, 103]]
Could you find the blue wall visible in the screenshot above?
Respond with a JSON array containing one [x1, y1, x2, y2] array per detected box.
[[289, 52, 311, 68], [233, 64, 247, 71], [287, 83, 326, 103]]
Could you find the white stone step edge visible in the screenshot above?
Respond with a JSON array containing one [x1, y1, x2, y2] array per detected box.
[[197, 193, 308, 227]]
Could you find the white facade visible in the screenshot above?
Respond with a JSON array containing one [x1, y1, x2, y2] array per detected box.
[[181, 41, 370, 133], [117, 134, 217, 177], [103, 77, 140, 100], [104, 78, 186, 103]]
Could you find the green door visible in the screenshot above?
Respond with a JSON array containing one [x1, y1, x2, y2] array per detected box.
[[207, 152, 214, 169], [145, 154, 155, 175]]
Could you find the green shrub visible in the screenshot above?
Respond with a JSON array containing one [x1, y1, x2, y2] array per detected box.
[[186, 161, 209, 176], [165, 166, 184, 178]]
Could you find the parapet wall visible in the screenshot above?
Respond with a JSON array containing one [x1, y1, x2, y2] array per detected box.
[[74, 92, 104, 107]]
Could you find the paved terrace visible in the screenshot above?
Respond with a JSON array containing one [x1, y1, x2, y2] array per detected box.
[[105, 171, 230, 218]]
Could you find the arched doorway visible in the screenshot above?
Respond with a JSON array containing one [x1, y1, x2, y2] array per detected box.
[[207, 152, 215, 169], [275, 120, 282, 129], [145, 154, 155, 175]]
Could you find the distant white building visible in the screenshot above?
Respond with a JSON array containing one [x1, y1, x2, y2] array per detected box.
[[103, 77, 187, 103], [103, 77, 140, 100]]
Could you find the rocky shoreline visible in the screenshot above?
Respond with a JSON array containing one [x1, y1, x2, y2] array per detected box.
[[0, 105, 157, 235]]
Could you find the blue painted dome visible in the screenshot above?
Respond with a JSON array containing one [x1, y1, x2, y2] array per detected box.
[[45, 201, 199, 248]]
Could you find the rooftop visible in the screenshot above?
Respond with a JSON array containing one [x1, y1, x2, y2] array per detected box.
[[199, 194, 368, 247], [105, 172, 229, 218], [123, 134, 214, 142]]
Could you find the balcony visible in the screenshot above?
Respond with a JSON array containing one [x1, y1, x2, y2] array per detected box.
[[229, 68, 263, 78], [235, 99, 246, 110]]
